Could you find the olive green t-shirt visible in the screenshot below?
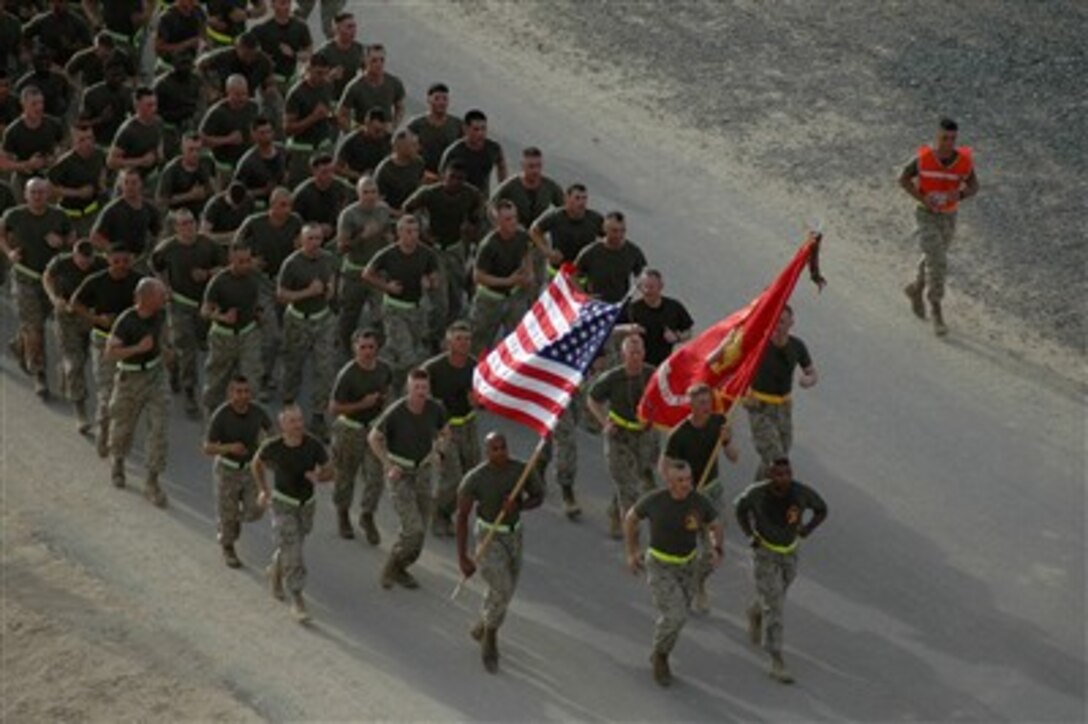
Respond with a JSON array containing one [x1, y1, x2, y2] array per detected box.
[[277, 248, 336, 315], [150, 234, 223, 303], [589, 363, 656, 423], [402, 182, 483, 248], [373, 397, 447, 466], [633, 488, 717, 557], [459, 459, 543, 527], [45, 252, 107, 300], [405, 113, 462, 173], [331, 359, 394, 425], [206, 402, 273, 465], [574, 239, 647, 303], [733, 480, 827, 548], [285, 79, 336, 148], [256, 433, 328, 504], [491, 175, 564, 228], [474, 228, 530, 294], [365, 243, 438, 304], [533, 207, 603, 265], [0, 205, 72, 276], [203, 267, 261, 330], [110, 306, 166, 366], [111, 116, 164, 177], [337, 202, 392, 270], [199, 98, 259, 165], [338, 72, 406, 126], [421, 353, 475, 419], [374, 155, 425, 210], [236, 211, 303, 279]]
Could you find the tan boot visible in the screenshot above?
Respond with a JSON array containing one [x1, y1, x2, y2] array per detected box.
[[380, 557, 398, 590], [111, 457, 126, 488], [469, 620, 484, 642], [903, 282, 926, 319], [359, 511, 381, 546], [291, 592, 310, 623], [75, 400, 92, 435], [561, 486, 581, 520], [650, 651, 672, 687], [481, 627, 499, 673], [769, 653, 794, 684], [144, 473, 168, 508], [222, 543, 241, 569]]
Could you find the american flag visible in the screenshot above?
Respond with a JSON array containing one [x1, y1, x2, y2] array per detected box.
[[473, 270, 623, 436]]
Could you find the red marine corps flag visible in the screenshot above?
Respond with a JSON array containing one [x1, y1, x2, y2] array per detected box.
[[638, 232, 824, 428]]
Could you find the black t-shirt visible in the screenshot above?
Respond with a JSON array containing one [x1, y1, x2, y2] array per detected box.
[[47, 148, 106, 212], [439, 138, 504, 195], [202, 193, 255, 235], [533, 207, 604, 265], [81, 81, 132, 146], [0, 205, 72, 276], [93, 197, 162, 257], [575, 240, 647, 303], [66, 47, 135, 87], [403, 182, 483, 248], [236, 211, 303, 278], [284, 79, 336, 147], [110, 306, 166, 365], [252, 16, 312, 79], [623, 296, 694, 366], [157, 156, 216, 216], [256, 433, 328, 504], [234, 145, 287, 202], [154, 69, 203, 125], [102, 0, 142, 38], [16, 70, 72, 118], [206, 402, 273, 465], [335, 129, 391, 177], [734, 480, 827, 548], [373, 155, 424, 210], [1, 115, 64, 162], [201, 46, 274, 95], [292, 177, 353, 231], [633, 488, 718, 557], [665, 413, 727, 485], [474, 229, 530, 293], [491, 175, 565, 229], [405, 113, 461, 173], [151, 235, 223, 302], [199, 98, 258, 165], [73, 269, 143, 331], [24, 8, 93, 65], [366, 244, 438, 304], [277, 248, 336, 315], [111, 116, 164, 178], [421, 353, 475, 418], [203, 267, 261, 329], [331, 359, 394, 425], [373, 398, 447, 465], [751, 336, 811, 396], [45, 252, 107, 300], [156, 4, 205, 67], [459, 459, 543, 527]]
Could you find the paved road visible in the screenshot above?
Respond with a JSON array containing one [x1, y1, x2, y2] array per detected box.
[[2, 3, 1083, 721]]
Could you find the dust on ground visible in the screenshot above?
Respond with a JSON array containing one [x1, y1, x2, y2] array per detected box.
[[438, 0, 1086, 381]]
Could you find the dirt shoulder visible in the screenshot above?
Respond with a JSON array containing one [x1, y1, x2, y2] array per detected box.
[[437, 0, 1084, 382], [0, 379, 455, 723]]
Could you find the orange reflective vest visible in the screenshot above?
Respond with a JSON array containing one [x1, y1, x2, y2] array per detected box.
[[917, 144, 973, 213]]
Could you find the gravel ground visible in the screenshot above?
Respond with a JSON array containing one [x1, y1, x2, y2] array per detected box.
[[450, 0, 1086, 357]]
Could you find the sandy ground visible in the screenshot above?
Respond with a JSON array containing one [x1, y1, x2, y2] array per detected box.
[[438, 0, 1085, 382]]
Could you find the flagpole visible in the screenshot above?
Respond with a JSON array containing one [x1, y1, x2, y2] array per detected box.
[[695, 394, 743, 493], [450, 436, 549, 601]]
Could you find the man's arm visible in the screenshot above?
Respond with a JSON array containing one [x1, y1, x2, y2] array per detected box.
[[622, 507, 644, 575], [961, 169, 980, 201], [455, 492, 476, 577]]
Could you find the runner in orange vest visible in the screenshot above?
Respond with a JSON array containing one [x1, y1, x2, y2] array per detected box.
[[899, 117, 979, 336]]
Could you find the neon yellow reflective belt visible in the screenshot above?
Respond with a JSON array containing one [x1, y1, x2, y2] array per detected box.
[[749, 390, 791, 405], [476, 518, 519, 535], [474, 285, 507, 300], [336, 414, 365, 430], [210, 320, 257, 336], [341, 258, 367, 273], [609, 410, 647, 432], [285, 304, 331, 321], [648, 547, 697, 565], [91, 327, 111, 341], [448, 411, 477, 426], [286, 137, 333, 153], [757, 534, 799, 555], [271, 489, 314, 507], [205, 25, 234, 45], [13, 263, 42, 281], [62, 200, 100, 218], [117, 355, 162, 372], [546, 265, 560, 278], [216, 456, 248, 470], [388, 453, 418, 470], [172, 291, 200, 308], [382, 295, 418, 310]]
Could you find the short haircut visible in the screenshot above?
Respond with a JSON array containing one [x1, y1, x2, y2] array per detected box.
[[71, 120, 94, 135], [308, 53, 331, 68], [251, 115, 272, 131], [396, 214, 419, 231], [605, 210, 625, 223], [238, 32, 259, 49], [522, 146, 542, 158], [447, 320, 471, 335], [74, 239, 95, 257], [20, 86, 42, 103], [464, 108, 487, 125], [665, 459, 692, 478], [392, 129, 413, 143], [494, 199, 516, 214], [227, 182, 248, 204], [687, 382, 712, 399], [772, 457, 791, 468], [566, 183, 587, 195], [333, 11, 353, 23], [639, 268, 663, 282], [445, 160, 467, 175], [427, 82, 449, 95], [352, 328, 380, 345], [229, 374, 250, 386], [366, 43, 385, 56], [229, 239, 253, 254], [181, 131, 201, 144], [310, 153, 334, 169], [95, 31, 115, 47], [364, 107, 387, 123], [407, 367, 430, 382], [171, 207, 196, 224], [939, 117, 958, 132], [134, 86, 155, 101]]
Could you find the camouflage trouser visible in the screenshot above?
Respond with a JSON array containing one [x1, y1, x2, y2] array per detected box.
[[281, 309, 336, 412], [215, 460, 264, 545], [55, 311, 91, 401], [540, 402, 578, 488], [91, 334, 117, 430], [751, 547, 798, 656], [202, 323, 262, 412], [67, 211, 98, 241], [294, 0, 345, 38], [168, 298, 208, 392], [270, 497, 316, 594], [605, 427, 659, 516], [429, 245, 468, 344], [913, 207, 957, 304], [745, 399, 792, 480], [435, 419, 480, 518], [337, 272, 383, 357], [388, 464, 433, 567], [257, 279, 282, 385], [381, 303, 426, 384], [477, 526, 523, 630], [694, 480, 724, 587], [108, 365, 169, 474], [13, 275, 50, 374], [331, 418, 383, 514], [647, 554, 695, 656], [468, 288, 530, 356]]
